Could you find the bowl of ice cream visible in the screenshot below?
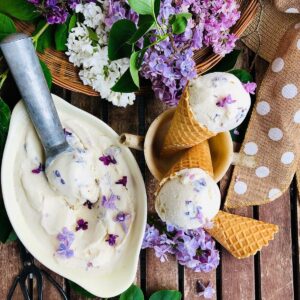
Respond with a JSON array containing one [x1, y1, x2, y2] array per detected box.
[[1, 94, 147, 298]]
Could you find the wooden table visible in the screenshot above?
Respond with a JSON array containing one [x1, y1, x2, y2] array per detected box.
[[0, 44, 299, 300]]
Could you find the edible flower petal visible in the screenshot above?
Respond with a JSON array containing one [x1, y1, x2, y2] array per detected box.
[[216, 95, 236, 107], [31, 163, 45, 174], [115, 176, 127, 187], [105, 234, 118, 246], [243, 82, 257, 94], [76, 219, 88, 231]]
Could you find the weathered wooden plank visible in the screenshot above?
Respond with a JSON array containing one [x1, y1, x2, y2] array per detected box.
[[221, 208, 255, 300], [144, 96, 179, 296], [219, 159, 255, 300], [184, 269, 216, 300], [0, 242, 23, 299], [259, 191, 294, 300]]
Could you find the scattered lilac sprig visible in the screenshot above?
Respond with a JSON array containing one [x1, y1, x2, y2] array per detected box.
[[196, 280, 215, 299], [142, 216, 219, 273]]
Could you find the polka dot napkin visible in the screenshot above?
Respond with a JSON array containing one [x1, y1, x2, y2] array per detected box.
[[273, 0, 300, 13], [225, 22, 300, 208]]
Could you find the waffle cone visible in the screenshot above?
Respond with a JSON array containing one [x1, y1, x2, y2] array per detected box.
[[161, 88, 216, 157], [160, 141, 214, 187], [206, 211, 279, 259]]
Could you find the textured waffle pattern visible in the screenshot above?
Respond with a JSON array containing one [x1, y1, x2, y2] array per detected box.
[[163, 141, 214, 180], [206, 211, 279, 259], [161, 89, 215, 157]]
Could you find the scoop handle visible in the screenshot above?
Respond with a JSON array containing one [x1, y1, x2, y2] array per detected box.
[[0, 33, 67, 156]]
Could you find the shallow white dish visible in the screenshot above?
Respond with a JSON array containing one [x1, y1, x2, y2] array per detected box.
[[1, 94, 147, 298]]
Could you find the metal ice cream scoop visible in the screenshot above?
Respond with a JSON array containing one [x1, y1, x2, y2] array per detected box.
[[0, 33, 71, 168]]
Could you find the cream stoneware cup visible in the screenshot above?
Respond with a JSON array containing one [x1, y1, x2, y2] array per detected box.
[[120, 108, 236, 182]]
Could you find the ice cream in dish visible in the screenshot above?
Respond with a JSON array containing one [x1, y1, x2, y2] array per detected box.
[[1, 95, 146, 297], [161, 72, 251, 156]]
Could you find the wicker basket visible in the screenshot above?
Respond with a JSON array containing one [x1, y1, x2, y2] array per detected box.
[[15, 0, 258, 97]]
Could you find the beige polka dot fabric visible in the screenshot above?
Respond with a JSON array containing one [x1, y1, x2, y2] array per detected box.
[[273, 0, 300, 14], [225, 23, 300, 208]]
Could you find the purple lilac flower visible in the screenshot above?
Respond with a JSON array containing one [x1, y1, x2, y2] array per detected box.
[[114, 212, 131, 232], [56, 227, 75, 259], [106, 234, 118, 246], [27, 0, 95, 24], [142, 224, 161, 248], [76, 219, 88, 231], [102, 193, 120, 209], [216, 95, 236, 107], [115, 176, 127, 187], [154, 244, 171, 262], [83, 200, 93, 209], [197, 281, 215, 299], [31, 163, 45, 174], [105, 0, 240, 106], [99, 154, 117, 166], [56, 243, 74, 258], [243, 82, 257, 94], [142, 219, 219, 273]]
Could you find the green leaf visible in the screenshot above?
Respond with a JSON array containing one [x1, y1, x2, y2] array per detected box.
[[207, 49, 241, 73], [229, 69, 253, 83], [128, 0, 154, 16], [39, 60, 52, 89], [171, 16, 188, 35], [119, 284, 144, 300], [6, 230, 18, 242], [69, 14, 77, 32], [0, 0, 39, 21], [111, 69, 139, 93], [149, 290, 182, 300], [33, 20, 54, 53], [55, 23, 68, 51], [0, 97, 10, 156], [130, 52, 140, 87], [0, 13, 16, 42], [68, 281, 96, 299], [87, 28, 99, 44], [108, 19, 136, 60], [128, 17, 154, 44]]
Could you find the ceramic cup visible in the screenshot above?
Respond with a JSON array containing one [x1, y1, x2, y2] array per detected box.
[[120, 108, 254, 182]]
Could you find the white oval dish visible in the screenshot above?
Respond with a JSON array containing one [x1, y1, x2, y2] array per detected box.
[[1, 94, 147, 298]]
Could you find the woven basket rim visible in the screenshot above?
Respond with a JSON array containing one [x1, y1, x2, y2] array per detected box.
[[15, 0, 258, 97]]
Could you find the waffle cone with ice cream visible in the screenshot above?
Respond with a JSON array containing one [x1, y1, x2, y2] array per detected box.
[[161, 72, 252, 157], [156, 142, 278, 259]]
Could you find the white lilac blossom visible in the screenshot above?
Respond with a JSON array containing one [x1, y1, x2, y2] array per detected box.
[[66, 1, 136, 107]]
